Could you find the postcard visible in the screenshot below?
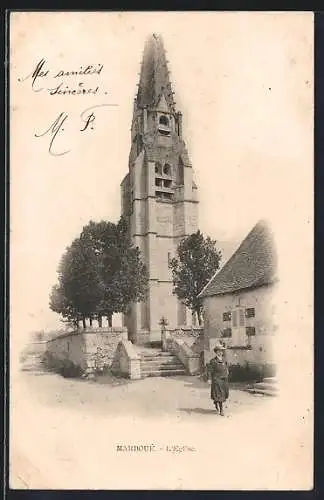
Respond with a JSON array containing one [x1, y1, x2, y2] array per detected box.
[[9, 11, 313, 490]]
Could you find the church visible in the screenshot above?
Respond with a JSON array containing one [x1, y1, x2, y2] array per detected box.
[[120, 34, 199, 345]]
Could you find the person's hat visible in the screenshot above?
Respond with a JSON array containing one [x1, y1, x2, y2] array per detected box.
[[213, 341, 226, 352]]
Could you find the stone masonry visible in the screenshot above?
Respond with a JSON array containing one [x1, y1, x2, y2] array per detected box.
[[120, 34, 199, 344]]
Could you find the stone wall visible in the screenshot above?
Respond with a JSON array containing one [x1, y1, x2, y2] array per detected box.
[[170, 338, 200, 375], [202, 283, 278, 379], [45, 327, 128, 377], [163, 326, 204, 374], [84, 328, 128, 373], [164, 326, 204, 349], [45, 331, 86, 373], [111, 340, 141, 379]]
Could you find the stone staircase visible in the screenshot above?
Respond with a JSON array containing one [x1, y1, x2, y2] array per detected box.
[[140, 347, 187, 378], [246, 377, 278, 396]]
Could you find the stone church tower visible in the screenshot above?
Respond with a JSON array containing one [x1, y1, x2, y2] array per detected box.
[[121, 34, 199, 344]]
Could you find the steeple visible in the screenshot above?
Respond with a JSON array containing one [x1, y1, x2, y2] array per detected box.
[[129, 33, 187, 169], [136, 33, 176, 111], [121, 34, 199, 344]]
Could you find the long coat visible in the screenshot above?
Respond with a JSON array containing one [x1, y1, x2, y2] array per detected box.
[[206, 357, 229, 403]]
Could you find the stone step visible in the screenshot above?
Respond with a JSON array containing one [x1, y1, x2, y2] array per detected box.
[[247, 388, 277, 397], [139, 349, 187, 378], [141, 356, 179, 363], [253, 382, 278, 392], [141, 363, 184, 371], [141, 362, 183, 368], [140, 357, 181, 364], [141, 369, 187, 378], [140, 352, 176, 358], [263, 377, 278, 384]]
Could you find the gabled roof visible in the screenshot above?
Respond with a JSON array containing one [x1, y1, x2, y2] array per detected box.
[[199, 220, 278, 298]]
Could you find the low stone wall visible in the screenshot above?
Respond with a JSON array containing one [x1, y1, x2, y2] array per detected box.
[[134, 329, 150, 346], [163, 326, 203, 350], [170, 338, 200, 375], [84, 328, 128, 374], [203, 337, 276, 382], [111, 340, 141, 379], [45, 327, 128, 377], [162, 327, 203, 375]]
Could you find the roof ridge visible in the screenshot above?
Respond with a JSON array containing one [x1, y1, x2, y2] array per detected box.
[[199, 220, 277, 298]]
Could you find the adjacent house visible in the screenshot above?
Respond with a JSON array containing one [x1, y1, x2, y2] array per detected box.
[[199, 220, 278, 379]]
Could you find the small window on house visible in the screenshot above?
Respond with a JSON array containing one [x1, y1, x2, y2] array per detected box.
[[155, 191, 163, 199], [163, 164, 172, 176], [223, 312, 231, 322], [245, 308, 255, 318], [164, 179, 172, 188], [155, 178, 162, 187], [159, 115, 169, 127], [246, 326, 256, 336], [222, 328, 232, 338], [163, 192, 173, 200]]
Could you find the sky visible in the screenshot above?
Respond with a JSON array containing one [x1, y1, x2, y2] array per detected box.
[[10, 12, 313, 344]]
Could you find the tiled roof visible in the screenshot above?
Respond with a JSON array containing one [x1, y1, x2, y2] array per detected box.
[[199, 220, 278, 298]]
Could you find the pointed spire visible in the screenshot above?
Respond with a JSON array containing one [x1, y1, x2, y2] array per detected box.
[[136, 33, 176, 110]]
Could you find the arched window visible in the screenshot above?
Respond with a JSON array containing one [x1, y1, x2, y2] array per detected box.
[[159, 115, 169, 127], [155, 162, 162, 175], [158, 114, 171, 136], [163, 163, 172, 176]]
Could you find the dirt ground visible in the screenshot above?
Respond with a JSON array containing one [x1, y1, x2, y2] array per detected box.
[[9, 367, 292, 490], [15, 368, 263, 417]]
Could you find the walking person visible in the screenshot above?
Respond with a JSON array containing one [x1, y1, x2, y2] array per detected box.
[[205, 341, 229, 416]]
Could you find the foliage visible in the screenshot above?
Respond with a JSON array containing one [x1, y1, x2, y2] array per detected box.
[[49, 216, 148, 328], [169, 230, 222, 325]]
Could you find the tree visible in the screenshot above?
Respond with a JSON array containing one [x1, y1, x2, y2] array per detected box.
[[103, 216, 148, 324], [49, 283, 81, 328], [79, 216, 148, 326], [169, 230, 222, 325], [49, 235, 104, 329], [49, 216, 148, 328], [61, 237, 104, 327]]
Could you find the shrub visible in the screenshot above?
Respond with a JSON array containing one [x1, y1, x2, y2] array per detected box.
[[228, 363, 276, 383], [60, 360, 83, 378]]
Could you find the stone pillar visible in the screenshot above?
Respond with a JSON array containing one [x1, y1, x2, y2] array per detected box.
[[116, 340, 141, 379], [143, 106, 148, 133], [177, 112, 183, 138], [129, 357, 141, 380]]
